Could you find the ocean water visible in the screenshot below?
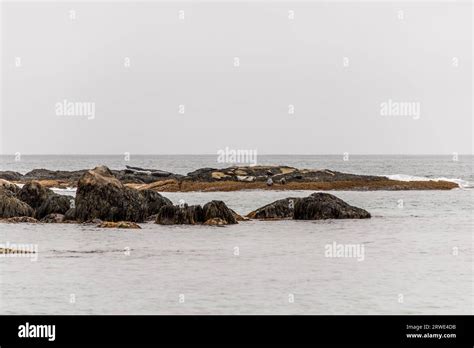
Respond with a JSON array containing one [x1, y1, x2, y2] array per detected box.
[[0, 155, 472, 314]]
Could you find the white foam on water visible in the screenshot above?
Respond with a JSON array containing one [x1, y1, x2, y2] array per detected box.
[[386, 174, 471, 188], [51, 187, 77, 195]]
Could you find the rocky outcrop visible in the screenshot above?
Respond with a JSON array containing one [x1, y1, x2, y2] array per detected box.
[[139, 189, 172, 217], [156, 204, 203, 225], [75, 166, 149, 222], [17, 181, 51, 209], [64, 208, 76, 221], [0, 171, 23, 181], [156, 200, 237, 225], [247, 193, 370, 220], [202, 201, 237, 224], [0, 188, 34, 218], [35, 194, 72, 219], [246, 197, 299, 219], [293, 193, 370, 220], [1, 166, 183, 188], [2, 165, 459, 191], [17, 181, 72, 219]]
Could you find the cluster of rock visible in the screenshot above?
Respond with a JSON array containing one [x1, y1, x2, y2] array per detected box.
[[155, 200, 238, 225], [0, 165, 182, 186], [0, 166, 240, 227], [0, 179, 73, 222], [0, 165, 459, 191], [185, 166, 383, 184], [1, 166, 371, 228]]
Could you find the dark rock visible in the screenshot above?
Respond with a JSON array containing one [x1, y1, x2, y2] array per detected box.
[[17, 181, 72, 219], [41, 213, 65, 223], [0, 188, 34, 218], [36, 194, 72, 219], [202, 200, 237, 224], [23, 169, 87, 182], [266, 178, 274, 186], [139, 189, 172, 217], [17, 181, 51, 209], [64, 208, 76, 221], [156, 204, 203, 225], [293, 192, 371, 220], [75, 166, 148, 222], [246, 197, 299, 219], [0, 171, 23, 181]]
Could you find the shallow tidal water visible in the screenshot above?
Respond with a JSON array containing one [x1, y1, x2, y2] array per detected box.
[[0, 155, 472, 314]]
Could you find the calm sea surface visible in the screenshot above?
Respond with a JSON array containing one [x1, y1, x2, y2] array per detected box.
[[0, 155, 472, 314]]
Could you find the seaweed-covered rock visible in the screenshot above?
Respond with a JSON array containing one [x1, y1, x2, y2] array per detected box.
[[36, 194, 72, 219], [139, 189, 172, 217], [0, 188, 34, 218], [293, 193, 371, 220], [17, 181, 51, 209], [64, 208, 76, 221], [155, 204, 203, 225], [17, 181, 72, 219], [98, 221, 141, 229], [202, 200, 237, 224], [246, 197, 299, 219], [0, 179, 20, 194], [75, 166, 148, 222]]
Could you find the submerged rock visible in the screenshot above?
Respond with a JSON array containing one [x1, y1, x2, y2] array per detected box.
[[40, 213, 65, 223], [203, 217, 227, 226], [0, 247, 35, 254], [98, 221, 141, 229], [0, 216, 38, 223], [75, 166, 149, 222], [293, 193, 371, 220], [0, 188, 34, 218]]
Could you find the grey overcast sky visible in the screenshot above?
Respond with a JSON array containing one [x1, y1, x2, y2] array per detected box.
[[0, 1, 472, 155]]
